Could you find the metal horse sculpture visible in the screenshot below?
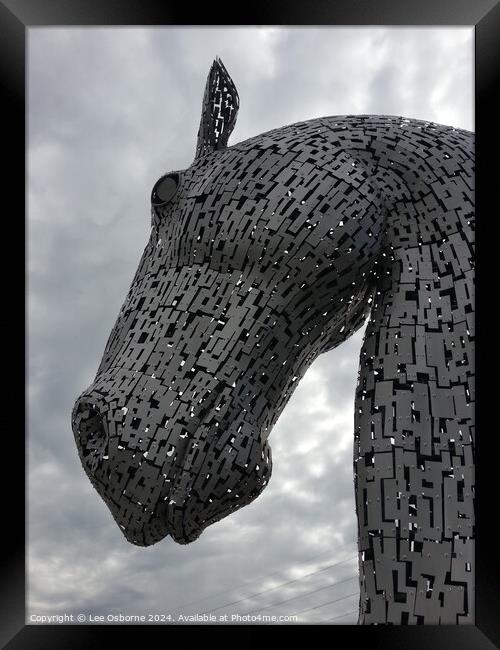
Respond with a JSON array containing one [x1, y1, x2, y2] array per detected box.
[[72, 59, 474, 624]]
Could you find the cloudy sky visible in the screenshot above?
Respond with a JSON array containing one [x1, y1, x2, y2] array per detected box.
[[28, 27, 473, 625]]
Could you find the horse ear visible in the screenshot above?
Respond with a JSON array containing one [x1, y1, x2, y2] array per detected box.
[[195, 57, 239, 160]]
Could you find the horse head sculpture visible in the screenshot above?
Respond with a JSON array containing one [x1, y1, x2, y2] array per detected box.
[[72, 58, 474, 624]]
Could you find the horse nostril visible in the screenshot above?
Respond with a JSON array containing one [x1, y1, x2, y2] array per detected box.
[[72, 398, 108, 467]]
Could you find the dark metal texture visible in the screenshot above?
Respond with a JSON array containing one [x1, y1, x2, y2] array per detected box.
[[195, 56, 239, 160], [72, 59, 474, 624]]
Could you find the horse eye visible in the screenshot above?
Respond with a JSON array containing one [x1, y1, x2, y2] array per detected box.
[[151, 173, 179, 206]]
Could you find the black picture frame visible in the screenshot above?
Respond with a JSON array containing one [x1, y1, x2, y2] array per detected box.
[[2, 1, 499, 647]]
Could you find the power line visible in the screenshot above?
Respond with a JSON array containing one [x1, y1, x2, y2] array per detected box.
[[292, 591, 359, 618], [168, 543, 356, 615], [246, 574, 358, 615], [199, 554, 357, 616], [168, 550, 334, 615]]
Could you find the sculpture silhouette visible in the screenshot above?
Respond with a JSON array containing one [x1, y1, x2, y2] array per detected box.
[[72, 58, 474, 624]]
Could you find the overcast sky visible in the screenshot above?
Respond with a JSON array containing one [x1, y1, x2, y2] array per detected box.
[[28, 27, 473, 625]]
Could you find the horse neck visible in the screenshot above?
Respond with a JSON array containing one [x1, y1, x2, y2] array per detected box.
[[351, 121, 475, 624]]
